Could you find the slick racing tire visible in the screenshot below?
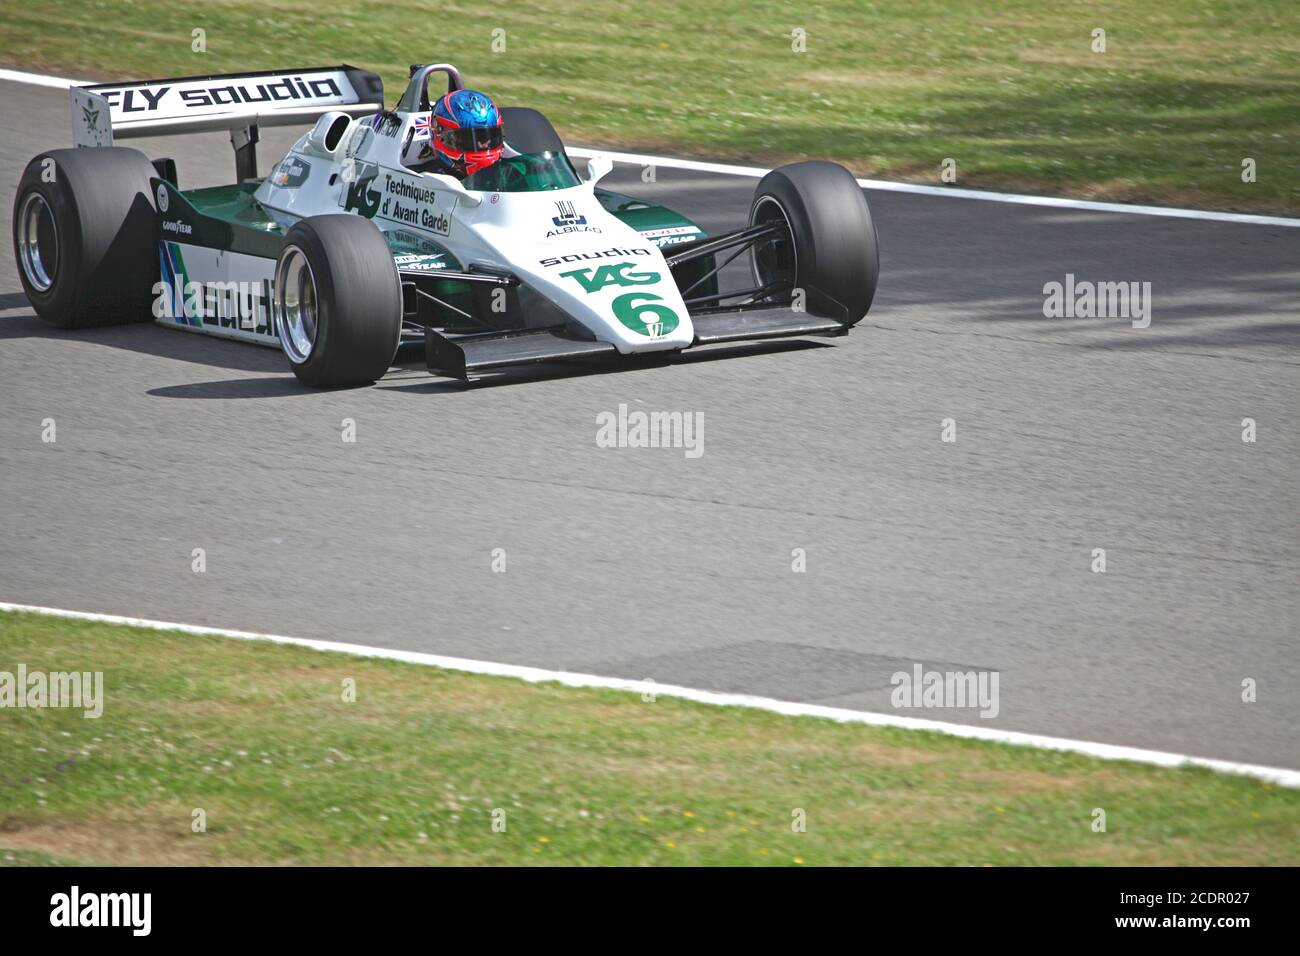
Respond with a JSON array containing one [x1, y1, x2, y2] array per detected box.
[[12, 147, 159, 328], [500, 107, 575, 171], [273, 215, 402, 388], [749, 161, 879, 326]]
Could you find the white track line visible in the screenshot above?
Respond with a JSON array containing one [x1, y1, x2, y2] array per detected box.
[[3, 602, 1297, 789], [567, 146, 1300, 228], [3, 65, 1297, 229], [0, 67, 91, 89]]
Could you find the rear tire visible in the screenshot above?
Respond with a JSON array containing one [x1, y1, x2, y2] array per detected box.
[[11, 147, 159, 328], [749, 161, 879, 325], [273, 215, 402, 388]]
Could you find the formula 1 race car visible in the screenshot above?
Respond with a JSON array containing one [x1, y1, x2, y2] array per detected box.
[[12, 63, 879, 386]]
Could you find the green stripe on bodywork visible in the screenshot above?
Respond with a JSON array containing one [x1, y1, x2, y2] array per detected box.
[[594, 188, 716, 301], [594, 187, 707, 238], [382, 228, 460, 267], [159, 180, 284, 258]]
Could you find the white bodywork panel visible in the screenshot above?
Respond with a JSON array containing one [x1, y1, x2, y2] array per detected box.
[[156, 242, 278, 344], [72, 68, 381, 145], [251, 109, 697, 353]]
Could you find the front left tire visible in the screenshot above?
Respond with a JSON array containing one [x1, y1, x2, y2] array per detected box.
[[273, 214, 403, 388]]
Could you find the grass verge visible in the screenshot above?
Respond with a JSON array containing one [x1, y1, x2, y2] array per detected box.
[[1, 1, 1296, 212], [1, 610, 1297, 865]]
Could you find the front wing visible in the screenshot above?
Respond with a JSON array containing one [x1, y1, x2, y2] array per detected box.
[[421, 307, 847, 380], [406, 220, 852, 380]]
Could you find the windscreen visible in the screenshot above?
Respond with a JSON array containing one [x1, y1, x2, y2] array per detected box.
[[462, 151, 581, 192]]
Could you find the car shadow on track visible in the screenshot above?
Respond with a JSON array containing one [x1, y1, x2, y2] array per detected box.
[[0, 299, 287, 374], [376, 338, 834, 393], [3, 293, 838, 397], [145, 377, 321, 399]]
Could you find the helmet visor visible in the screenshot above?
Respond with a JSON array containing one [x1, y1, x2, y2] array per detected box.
[[439, 125, 503, 153]]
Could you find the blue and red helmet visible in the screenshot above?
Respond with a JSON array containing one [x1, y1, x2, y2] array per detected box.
[[430, 89, 504, 176]]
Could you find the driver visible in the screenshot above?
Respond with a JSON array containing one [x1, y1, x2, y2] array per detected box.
[[418, 89, 505, 178]]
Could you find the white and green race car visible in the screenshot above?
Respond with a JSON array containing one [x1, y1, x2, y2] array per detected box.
[[12, 62, 880, 386]]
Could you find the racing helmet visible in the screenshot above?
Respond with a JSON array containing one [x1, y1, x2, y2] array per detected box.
[[430, 89, 504, 176]]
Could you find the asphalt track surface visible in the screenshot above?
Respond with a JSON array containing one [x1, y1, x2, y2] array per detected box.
[[1, 77, 1297, 770]]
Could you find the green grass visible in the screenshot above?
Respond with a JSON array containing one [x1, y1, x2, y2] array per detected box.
[[1, 1, 1296, 211], [1, 610, 1297, 865]]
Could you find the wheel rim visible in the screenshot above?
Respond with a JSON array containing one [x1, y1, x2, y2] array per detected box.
[[274, 245, 319, 364], [16, 192, 59, 293], [749, 196, 797, 302]]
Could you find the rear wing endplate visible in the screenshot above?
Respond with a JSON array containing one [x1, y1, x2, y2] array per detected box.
[[71, 65, 384, 180]]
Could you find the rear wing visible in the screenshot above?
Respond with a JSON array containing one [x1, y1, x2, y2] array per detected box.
[[71, 65, 385, 180]]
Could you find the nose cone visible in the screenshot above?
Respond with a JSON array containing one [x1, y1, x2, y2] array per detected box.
[[470, 189, 695, 353]]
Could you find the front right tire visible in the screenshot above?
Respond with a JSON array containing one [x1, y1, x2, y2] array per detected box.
[[750, 161, 880, 326], [273, 215, 402, 388]]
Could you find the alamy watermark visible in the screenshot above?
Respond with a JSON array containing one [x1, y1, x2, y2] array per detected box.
[[890, 663, 1000, 718], [1043, 273, 1151, 328], [0, 665, 103, 718], [596, 403, 704, 459], [152, 279, 273, 331], [50, 886, 150, 936]]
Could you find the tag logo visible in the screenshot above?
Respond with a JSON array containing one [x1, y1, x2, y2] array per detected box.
[[559, 261, 659, 293], [342, 163, 380, 218], [558, 262, 680, 337], [345, 180, 380, 217]]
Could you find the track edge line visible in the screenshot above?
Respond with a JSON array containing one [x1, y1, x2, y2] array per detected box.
[[3, 601, 1297, 789], [0, 67, 1294, 227]]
